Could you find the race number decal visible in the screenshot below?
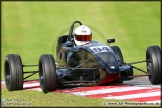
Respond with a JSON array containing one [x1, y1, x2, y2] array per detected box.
[[90, 46, 111, 53]]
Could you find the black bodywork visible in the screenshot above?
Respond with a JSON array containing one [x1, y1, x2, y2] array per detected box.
[[55, 21, 133, 86]]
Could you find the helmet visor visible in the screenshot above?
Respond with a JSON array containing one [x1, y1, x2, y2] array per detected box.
[[75, 34, 92, 41]]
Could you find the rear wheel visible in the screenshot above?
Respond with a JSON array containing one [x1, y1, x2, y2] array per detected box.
[[39, 54, 57, 93], [4, 54, 23, 91], [146, 46, 161, 85], [110, 46, 124, 83]]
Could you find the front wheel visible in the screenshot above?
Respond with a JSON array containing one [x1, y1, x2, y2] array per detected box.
[[39, 54, 57, 93], [4, 54, 23, 91], [146, 46, 161, 85]]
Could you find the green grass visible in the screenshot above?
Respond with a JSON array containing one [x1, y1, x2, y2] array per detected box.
[[2, 87, 161, 107], [2, 88, 122, 107], [1, 1, 161, 106], [3, 88, 158, 107]]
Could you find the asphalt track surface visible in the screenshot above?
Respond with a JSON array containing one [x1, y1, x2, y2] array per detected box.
[[1, 77, 161, 105], [123, 76, 161, 86]]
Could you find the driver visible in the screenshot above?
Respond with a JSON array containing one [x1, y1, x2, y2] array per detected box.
[[74, 25, 92, 46]]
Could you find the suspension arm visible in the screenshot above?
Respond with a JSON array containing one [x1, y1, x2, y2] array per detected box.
[[23, 71, 38, 80], [125, 60, 150, 65], [118, 60, 149, 74], [23, 65, 38, 67], [23, 71, 39, 74]]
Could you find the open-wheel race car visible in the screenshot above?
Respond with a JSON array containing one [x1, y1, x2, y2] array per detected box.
[[4, 21, 161, 93]]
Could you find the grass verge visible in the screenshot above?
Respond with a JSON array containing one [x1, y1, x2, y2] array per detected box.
[[2, 88, 134, 107]]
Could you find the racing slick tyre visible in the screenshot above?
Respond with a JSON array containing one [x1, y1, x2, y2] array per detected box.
[[39, 54, 57, 93], [4, 54, 23, 91], [110, 46, 124, 83], [146, 46, 161, 85]]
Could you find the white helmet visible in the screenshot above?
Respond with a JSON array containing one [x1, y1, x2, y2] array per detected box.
[[74, 25, 92, 46]]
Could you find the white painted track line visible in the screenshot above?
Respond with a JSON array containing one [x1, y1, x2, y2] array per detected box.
[[103, 91, 160, 99], [71, 86, 155, 96]]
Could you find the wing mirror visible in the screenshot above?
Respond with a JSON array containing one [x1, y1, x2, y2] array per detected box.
[[107, 38, 115, 43]]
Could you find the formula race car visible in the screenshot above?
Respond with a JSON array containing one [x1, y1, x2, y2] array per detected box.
[[4, 21, 161, 93]]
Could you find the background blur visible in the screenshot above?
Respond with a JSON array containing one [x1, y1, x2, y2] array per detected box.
[[1, 1, 160, 80]]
